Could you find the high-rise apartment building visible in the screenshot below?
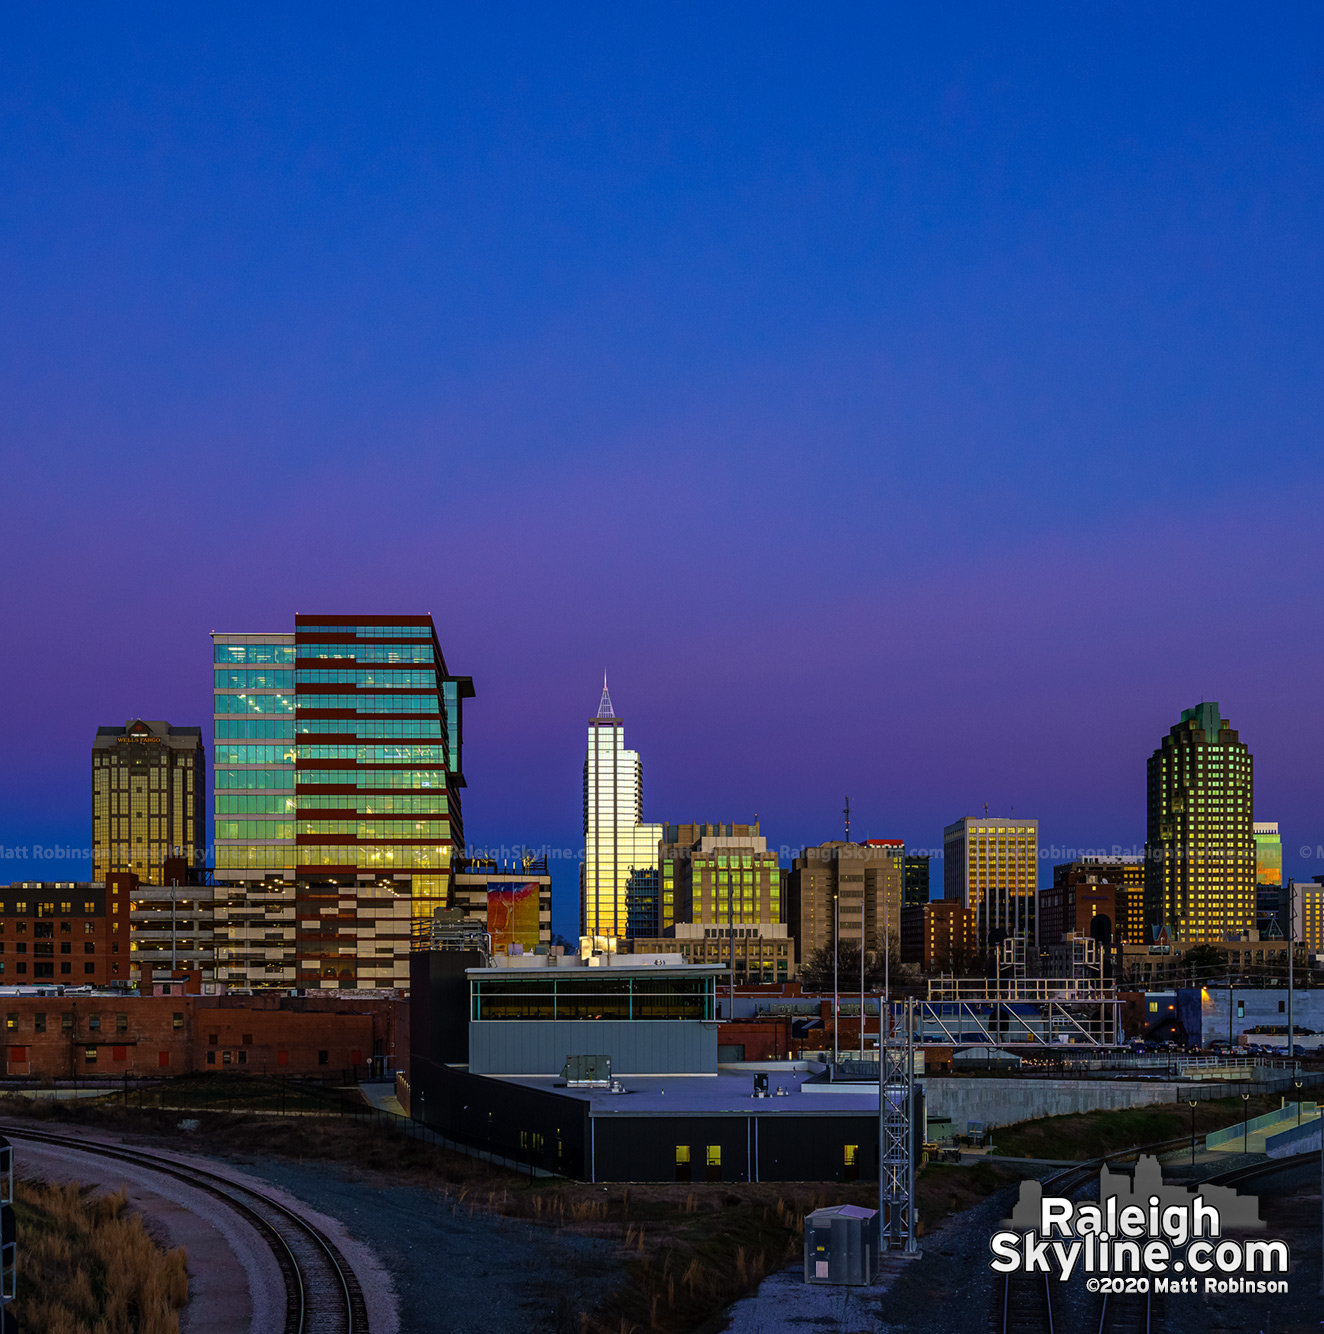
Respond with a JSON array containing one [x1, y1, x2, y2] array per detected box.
[[1144, 702, 1255, 944], [787, 840, 904, 964], [942, 818, 1038, 951], [1254, 821, 1282, 886], [581, 681, 660, 940], [213, 615, 471, 989], [92, 720, 205, 882], [903, 855, 931, 907]]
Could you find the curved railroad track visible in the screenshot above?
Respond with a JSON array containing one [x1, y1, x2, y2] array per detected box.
[[4, 1123, 370, 1334], [992, 1137, 1193, 1334]]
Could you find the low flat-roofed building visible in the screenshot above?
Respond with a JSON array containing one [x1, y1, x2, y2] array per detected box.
[[630, 922, 793, 981], [465, 957, 724, 1075]]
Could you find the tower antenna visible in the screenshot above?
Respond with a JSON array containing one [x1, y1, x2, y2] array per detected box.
[[844, 796, 851, 843]]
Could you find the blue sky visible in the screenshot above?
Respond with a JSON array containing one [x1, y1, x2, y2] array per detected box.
[[1, 7, 1322, 939]]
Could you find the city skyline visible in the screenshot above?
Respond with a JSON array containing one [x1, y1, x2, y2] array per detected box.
[[4, 11, 1324, 948]]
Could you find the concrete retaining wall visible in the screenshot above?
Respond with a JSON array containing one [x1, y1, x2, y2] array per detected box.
[[919, 1077, 1273, 1132]]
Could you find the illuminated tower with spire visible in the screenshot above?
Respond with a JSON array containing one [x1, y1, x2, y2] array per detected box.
[[581, 677, 661, 940]]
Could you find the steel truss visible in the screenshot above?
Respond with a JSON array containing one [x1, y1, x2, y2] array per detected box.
[[879, 1000, 917, 1252], [917, 976, 1121, 1047]]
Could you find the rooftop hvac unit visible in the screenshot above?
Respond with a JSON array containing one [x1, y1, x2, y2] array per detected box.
[[561, 1054, 612, 1087], [803, 1204, 878, 1286]]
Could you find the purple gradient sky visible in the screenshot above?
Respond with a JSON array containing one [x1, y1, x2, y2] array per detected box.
[[1, 7, 1323, 940]]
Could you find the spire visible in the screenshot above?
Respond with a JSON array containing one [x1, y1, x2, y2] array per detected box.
[[597, 672, 616, 719]]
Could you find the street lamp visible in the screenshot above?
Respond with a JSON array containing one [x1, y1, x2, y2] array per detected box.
[[1241, 1091, 1251, 1154], [1187, 1098, 1198, 1168], [1293, 1078, 1303, 1127]]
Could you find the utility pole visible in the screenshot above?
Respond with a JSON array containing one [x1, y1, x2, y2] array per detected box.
[[1286, 879, 1295, 1070], [832, 890, 839, 1070]]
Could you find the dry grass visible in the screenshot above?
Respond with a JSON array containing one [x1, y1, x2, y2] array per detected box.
[[993, 1092, 1286, 1161], [12, 1178, 189, 1334], [0, 1094, 1025, 1334]]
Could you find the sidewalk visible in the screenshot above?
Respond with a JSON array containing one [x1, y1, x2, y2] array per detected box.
[[359, 1080, 407, 1117]]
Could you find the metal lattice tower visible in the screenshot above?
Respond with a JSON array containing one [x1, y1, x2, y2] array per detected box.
[[879, 999, 917, 1251]]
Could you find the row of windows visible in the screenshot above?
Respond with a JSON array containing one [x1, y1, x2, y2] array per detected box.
[[295, 794, 447, 814], [6, 1011, 129, 1032], [214, 768, 295, 790], [213, 746, 295, 765], [296, 745, 446, 763], [296, 720, 443, 738], [215, 794, 296, 814], [0, 941, 97, 955], [214, 670, 294, 689], [0, 909, 99, 924], [214, 692, 295, 715], [214, 820, 294, 839], [215, 720, 296, 740], [297, 844, 451, 868], [295, 819, 449, 838], [294, 693, 440, 713], [215, 644, 296, 664], [296, 644, 435, 664], [295, 670, 437, 687], [295, 624, 433, 638], [295, 769, 446, 789], [216, 847, 297, 869], [0, 963, 99, 977]]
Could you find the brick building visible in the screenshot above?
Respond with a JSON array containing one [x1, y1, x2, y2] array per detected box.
[[0, 992, 379, 1080], [2, 878, 133, 986], [900, 901, 976, 971]]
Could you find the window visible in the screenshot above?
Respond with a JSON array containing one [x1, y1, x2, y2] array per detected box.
[[206, 1050, 216, 1065], [241, 1033, 252, 1046], [5, 1014, 15, 1032], [237, 1050, 247, 1065], [222, 1051, 232, 1064], [84, 1048, 97, 1063], [844, 1144, 860, 1182], [33, 1013, 45, 1034], [116, 1014, 127, 1032], [83, 943, 94, 954], [88, 1015, 100, 1031], [83, 963, 94, 975], [1279, 1001, 1286, 1014], [318, 1050, 329, 1066], [674, 1145, 691, 1182], [172, 1013, 184, 1031], [60, 943, 70, 954], [705, 1145, 722, 1183], [83, 902, 95, 915], [61, 1012, 73, 1033], [58, 964, 70, 975]]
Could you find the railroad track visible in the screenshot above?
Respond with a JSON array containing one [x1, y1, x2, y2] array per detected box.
[[992, 1137, 1190, 1334], [997, 1271, 1054, 1334], [5, 1124, 369, 1334], [1097, 1288, 1150, 1334], [1198, 1147, 1322, 1190]]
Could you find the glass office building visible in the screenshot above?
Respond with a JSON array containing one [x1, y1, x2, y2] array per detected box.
[[581, 680, 661, 940], [1144, 702, 1255, 944], [212, 616, 471, 989]]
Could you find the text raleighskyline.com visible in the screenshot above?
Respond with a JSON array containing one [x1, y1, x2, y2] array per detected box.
[[989, 1158, 1289, 1294]]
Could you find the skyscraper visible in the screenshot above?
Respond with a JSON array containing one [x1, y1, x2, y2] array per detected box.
[[942, 818, 1038, 952], [213, 615, 471, 989], [581, 680, 660, 940], [787, 840, 905, 964], [92, 720, 205, 882], [1144, 702, 1255, 944], [1253, 821, 1282, 886]]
